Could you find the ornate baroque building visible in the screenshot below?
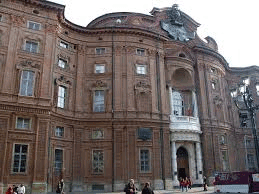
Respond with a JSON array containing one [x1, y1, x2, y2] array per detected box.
[[0, 0, 258, 193]]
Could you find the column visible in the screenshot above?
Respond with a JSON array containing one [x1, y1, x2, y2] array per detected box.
[[172, 141, 178, 181], [169, 86, 173, 115], [196, 142, 203, 183], [192, 91, 198, 117]]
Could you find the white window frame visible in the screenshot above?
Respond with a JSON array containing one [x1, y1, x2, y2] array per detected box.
[[136, 64, 147, 75], [57, 86, 66, 109], [25, 40, 39, 53], [230, 89, 237, 98], [256, 85, 259, 96], [55, 127, 64, 137], [92, 149, 104, 174], [95, 48, 105, 55], [243, 77, 250, 85], [95, 64, 105, 74], [136, 48, 145, 56], [16, 117, 31, 129], [12, 144, 28, 173], [212, 82, 216, 90], [58, 58, 67, 68], [54, 148, 63, 173], [140, 149, 151, 172], [172, 91, 183, 116], [60, 41, 68, 49], [19, 70, 35, 96], [93, 90, 105, 112], [27, 21, 41, 30]]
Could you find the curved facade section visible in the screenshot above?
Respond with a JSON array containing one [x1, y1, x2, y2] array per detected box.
[[0, 1, 258, 193]]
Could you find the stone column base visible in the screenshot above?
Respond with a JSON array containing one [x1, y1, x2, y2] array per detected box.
[[71, 182, 85, 192], [154, 179, 164, 190], [113, 181, 125, 192], [165, 179, 173, 190], [31, 182, 47, 194]]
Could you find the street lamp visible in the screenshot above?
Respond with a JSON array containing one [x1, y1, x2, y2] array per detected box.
[[231, 83, 259, 171]]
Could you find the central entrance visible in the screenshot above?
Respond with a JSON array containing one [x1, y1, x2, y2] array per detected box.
[[177, 147, 189, 179]]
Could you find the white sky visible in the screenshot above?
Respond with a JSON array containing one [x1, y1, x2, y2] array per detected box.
[[51, 0, 259, 68]]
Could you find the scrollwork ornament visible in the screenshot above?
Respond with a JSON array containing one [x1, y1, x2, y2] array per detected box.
[[10, 15, 25, 26]]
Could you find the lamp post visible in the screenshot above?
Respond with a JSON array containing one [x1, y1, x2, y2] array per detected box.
[[231, 84, 259, 171]]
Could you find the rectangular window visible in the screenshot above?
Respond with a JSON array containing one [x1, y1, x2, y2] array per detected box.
[[20, 70, 35, 96], [16, 117, 30, 129], [140, 149, 150, 172], [211, 82, 216, 90], [58, 58, 67, 68], [230, 90, 237, 98], [243, 77, 250, 85], [13, 144, 28, 173], [136, 64, 147, 75], [54, 149, 63, 173], [25, 41, 38, 53], [222, 150, 229, 171], [247, 154, 255, 170], [92, 150, 104, 173], [57, 86, 66, 108], [60, 41, 68, 49], [93, 90, 104, 112], [95, 64, 105, 74], [0, 14, 2, 22], [96, 48, 105, 55], [256, 85, 259, 96], [55, 127, 64, 137], [136, 48, 145, 56], [27, 21, 40, 30], [239, 112, 248, 128]]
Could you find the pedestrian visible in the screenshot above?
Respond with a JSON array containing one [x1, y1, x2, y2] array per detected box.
[[203, 176, 208, 191], [124, 179, 137, 194], [5, 186, 12, 194], [179, 177, 184, 192], [187, 177, 192, 190], [17, 184, 25, 194], [13, 184, 18, 194], [141, 182, 154, 194], [183, 177, 188, 192], [56, 179, 65, 194]]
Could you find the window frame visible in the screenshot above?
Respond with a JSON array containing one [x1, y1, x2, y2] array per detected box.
[[58, 58, 67, 69], [12, 144, 29, 174], [19, 70, 35, 97], [55, 126, 64, 137], [95, 64, 105, 74], [25, 40, 39, 53], [136, 48, 145, 56], [139, 148, 151, 173], [57, 86, 67, 109], [60, 41, 68, 49], [16, 117, 31, 130], [95, 47, 105, 55], [54, 148, 64, 174], [93, 90, 105, 112], [92, 149, 104, 174], [136, 64, 147, 75], [27, 21, 41, 30]]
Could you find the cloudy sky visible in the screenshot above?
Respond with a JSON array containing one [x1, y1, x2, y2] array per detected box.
[[51, 0, 259, 68]]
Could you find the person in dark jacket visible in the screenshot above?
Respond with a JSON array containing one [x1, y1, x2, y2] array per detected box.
[[124, 179, 137, 194], [142, 182, 154, 194]]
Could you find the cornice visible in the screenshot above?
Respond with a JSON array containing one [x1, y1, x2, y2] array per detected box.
[[18, 0, 65, 11], [228, 65, 259, 73], [193, 45, 229, 69]]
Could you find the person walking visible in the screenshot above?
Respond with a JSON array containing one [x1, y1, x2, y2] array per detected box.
[[142, 182, 154, 194], [56, 179, 65, 194], [183, 177, 188, 192], [187, 177, 192, 190], [13, 184, 18, 194], [5, 186, 12, 194], [179, 177, 184, 192], [203, 176, 208, 191], [17, 184, 25, 194], [124, 179, 137, 194]]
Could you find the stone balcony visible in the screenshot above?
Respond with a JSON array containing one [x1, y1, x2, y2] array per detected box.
[[169, 115, 201, 132]]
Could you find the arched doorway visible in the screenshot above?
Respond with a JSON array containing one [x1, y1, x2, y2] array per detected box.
[[177, 147, 189, 179]]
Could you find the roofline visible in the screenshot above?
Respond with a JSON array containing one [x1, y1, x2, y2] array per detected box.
[[18, 0, 65, 11]]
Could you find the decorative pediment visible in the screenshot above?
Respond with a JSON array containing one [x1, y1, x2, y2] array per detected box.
[[16, 60, 41, 70], [135, 81, 151, 93], [92, 80, 108, 89], [55, 75, 72, 86]]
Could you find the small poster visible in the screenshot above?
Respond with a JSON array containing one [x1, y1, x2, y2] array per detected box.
[[252, 174, 259, 182]]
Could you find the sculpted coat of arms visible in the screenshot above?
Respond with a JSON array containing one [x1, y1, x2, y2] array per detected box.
[[161, 4, 195, 41]]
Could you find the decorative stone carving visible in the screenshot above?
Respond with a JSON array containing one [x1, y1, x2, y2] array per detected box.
[[160, 4, 195, 41], [45, 24, 60, 34], [213, 95, 223, 107], [16, 60, 41, 70], [92, 80, 108, 89], [134, 81, 151, 93], [92, 129, 104, 139], [10, 15, 25, 26], [147, 49, 157, 57], [55, 75, 72, 86], [125, 46, 135, 54], [77, 45, 85, 55]]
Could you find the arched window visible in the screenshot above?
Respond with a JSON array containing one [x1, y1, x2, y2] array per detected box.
[[172, 91, 183, 116]]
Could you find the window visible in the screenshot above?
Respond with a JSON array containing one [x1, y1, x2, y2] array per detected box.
[[55, 127, 64, 137], [136, 48, 145, 56], [171, 91, 183, 116], [245, 139, 253, 148], [230, 90, 237, 98], [95, 64, 105, 74], [57, 86, 66, 108], [27, 21, 40, 30], [20, 70, 35, 96], [247, 154, 255, 170], [243, 77, 250, 85], [58, 58, 67, 68], [219, 135, 226, 145], [211, 82, 216, 90], [210, 67, 216, 73], [54, 149, 63, 173], [239, 112, 248, 128], [16, 117, 30, 129], [140, 149, 150, 172], [96, 48, 105, 55], [136, 64, 147, 75], [93, 90, 104, 112], [256, 85, 259, 96], [92, 150, 104, 173], [221, 150, 229, 171], [0, 14, 2, 22], [13, 144, 28, 173], [60, 41, 68, 49], [25, 41, 38, 53]]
